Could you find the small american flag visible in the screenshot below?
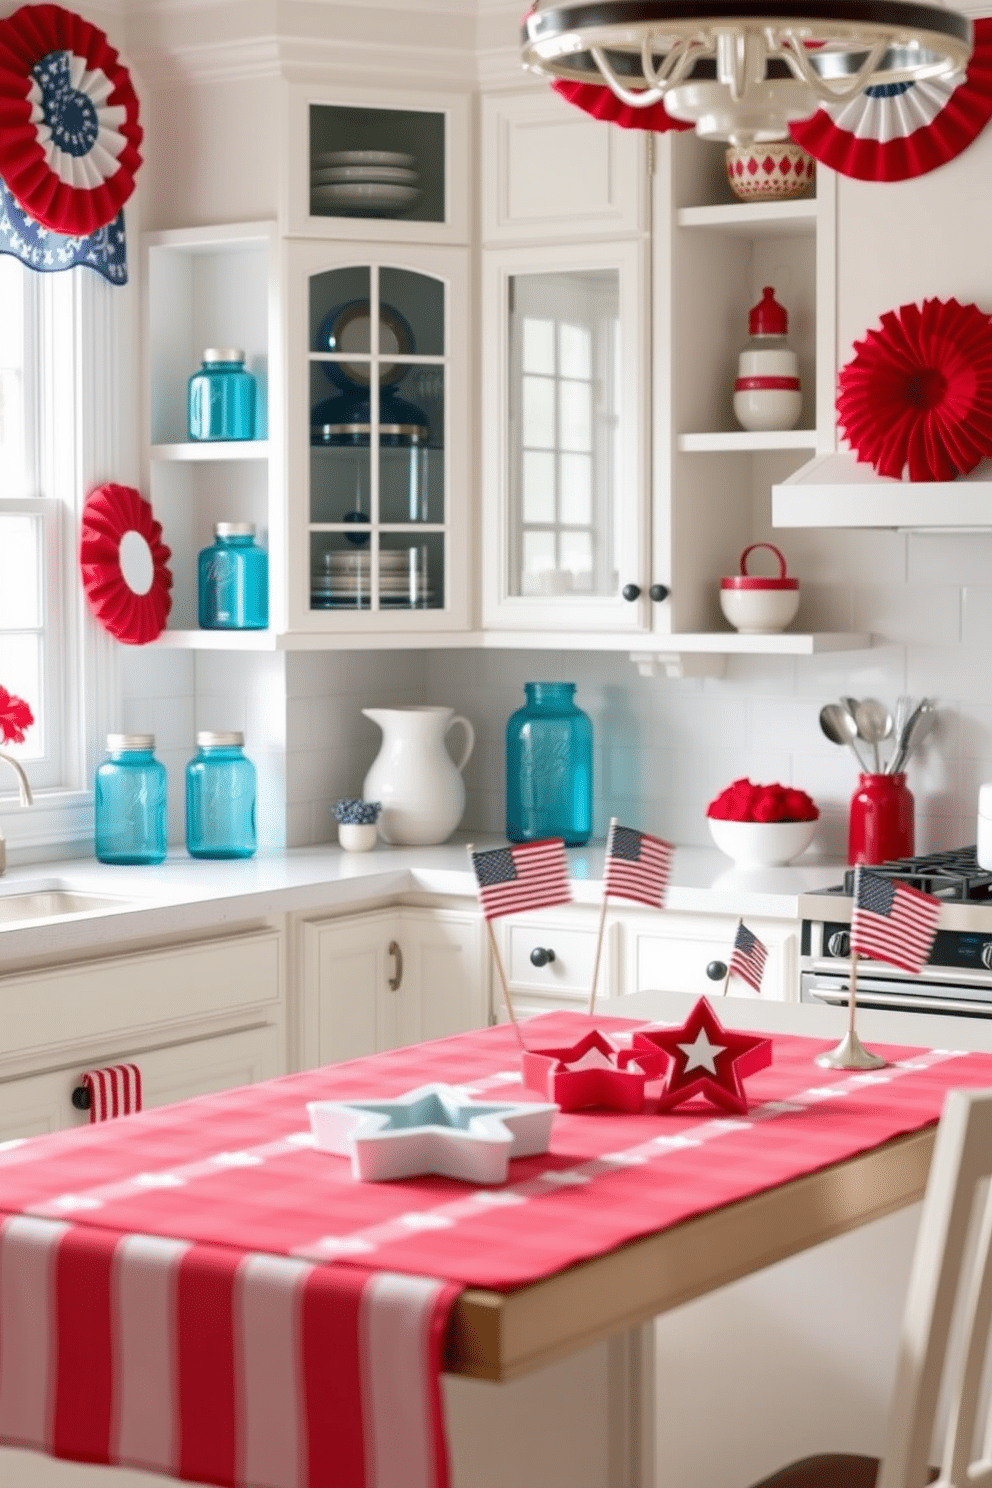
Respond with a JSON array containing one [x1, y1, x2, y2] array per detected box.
[[729, 922, 767, 993], [603, 823, 673, 908], [471, 839, 572, 920], [851, 869, 941, 974]]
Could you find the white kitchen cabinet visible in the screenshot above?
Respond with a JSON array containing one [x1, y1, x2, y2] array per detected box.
[[480, 99, 867, 666], [615, 906, 800, 1003], [481, 90, 648, 244], [492, 901, 800, 1019], [0, 925, 286, 1142], [285, 239, 471, 636], [302, 903, 488, 1067], [143, 221, 283, 646], [0, 1025, 281, 1142], [281, 82, 471, 246]]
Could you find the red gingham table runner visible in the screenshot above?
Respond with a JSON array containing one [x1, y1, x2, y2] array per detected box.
[[1, 1010, 991, 1488]]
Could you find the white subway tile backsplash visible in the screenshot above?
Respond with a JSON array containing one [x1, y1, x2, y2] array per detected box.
[[852, 582, 961, 647]]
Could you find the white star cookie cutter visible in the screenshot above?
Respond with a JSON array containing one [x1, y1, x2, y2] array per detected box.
[[307, 1083, 558, 1184]]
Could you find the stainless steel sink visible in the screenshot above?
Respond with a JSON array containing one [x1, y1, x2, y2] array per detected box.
[[0, 886, 135, 925]]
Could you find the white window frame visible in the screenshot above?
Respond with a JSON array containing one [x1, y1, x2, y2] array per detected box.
[[0, 260, 129, 862]]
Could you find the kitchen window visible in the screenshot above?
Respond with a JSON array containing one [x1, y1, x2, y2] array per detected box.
[[0, 256, 122, 827]]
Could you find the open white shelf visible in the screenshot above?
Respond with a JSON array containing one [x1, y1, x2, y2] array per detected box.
[[773, 451, 992, 529], [153, 629, 278, 650], [151, 441, 269, 463], [679, 429, 818, 454], [676, 199, 818, 238]]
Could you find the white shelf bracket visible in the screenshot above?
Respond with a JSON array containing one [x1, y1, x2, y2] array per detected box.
[[628, 651, 727, 680]]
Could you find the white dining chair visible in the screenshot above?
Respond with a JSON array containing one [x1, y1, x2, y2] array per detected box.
[[751, 1086, 992, 1488]]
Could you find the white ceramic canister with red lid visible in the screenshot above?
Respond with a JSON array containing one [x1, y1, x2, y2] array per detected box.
[[720, 543, 800, 634], [733, 287, 802, 432]]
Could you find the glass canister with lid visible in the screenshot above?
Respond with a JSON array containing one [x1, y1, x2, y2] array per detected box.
[[185, 731, 257, 859], [95, 733, 168, 865], [506, 682, 593, 846], [188, 349, 256, 441], [198, 522, 269, 629]]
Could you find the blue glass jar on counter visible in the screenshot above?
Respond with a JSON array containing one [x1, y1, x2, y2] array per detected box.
[[95, 734, 168, 865], [506, 682, 592, 845], [185, 732, 257, 859], [188, 349, 255, 442], [198, 523, 268, 629]]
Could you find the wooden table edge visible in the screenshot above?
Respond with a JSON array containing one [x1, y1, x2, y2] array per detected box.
[[445, 1126, 935, 1382]]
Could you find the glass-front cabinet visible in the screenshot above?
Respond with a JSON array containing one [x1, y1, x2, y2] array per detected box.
[[286, 241, 469, 633], [482, 239, 649, 633]]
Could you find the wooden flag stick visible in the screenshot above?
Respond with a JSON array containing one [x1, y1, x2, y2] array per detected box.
[[588, 817, 617, 1017], [467, 844, 525, 1051]]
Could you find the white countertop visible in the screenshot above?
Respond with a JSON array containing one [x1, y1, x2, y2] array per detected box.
[[0, 840, 848, 964]]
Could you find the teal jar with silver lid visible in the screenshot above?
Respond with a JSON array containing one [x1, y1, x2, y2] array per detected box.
[[185, 731, 257, 859], [95, 733, 167, 865], [188, 349, 256, 441]]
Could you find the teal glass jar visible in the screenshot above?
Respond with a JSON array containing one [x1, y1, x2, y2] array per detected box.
[[188, 349, 255, 441], [185, 731, 257, 859], [506, 682, 592, 845], [95, 734, 167, 865], [197, 522, 269, 629]]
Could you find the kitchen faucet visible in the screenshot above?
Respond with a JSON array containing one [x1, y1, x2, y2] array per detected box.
[[0, 750, 32, 875]]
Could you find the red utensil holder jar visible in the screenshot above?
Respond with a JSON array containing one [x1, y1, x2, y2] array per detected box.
[[848, 773, 914, 866]]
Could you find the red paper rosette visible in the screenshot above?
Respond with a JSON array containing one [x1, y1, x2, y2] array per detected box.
[[80, 484, 172, 645], [0, 4, 142, 235], [837, 298, 992, 482], [551, 78, 692, 133], [791, 17, 992, 182]]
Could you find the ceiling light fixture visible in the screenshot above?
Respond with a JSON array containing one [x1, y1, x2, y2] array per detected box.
[[521, 1, 973, 144]]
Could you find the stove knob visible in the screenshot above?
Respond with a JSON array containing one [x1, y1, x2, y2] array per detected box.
[[981, 943, 992, 971], [826, 931, 851, 958]]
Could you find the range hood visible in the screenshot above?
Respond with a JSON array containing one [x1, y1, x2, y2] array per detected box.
[[772, 450, 992, 531]]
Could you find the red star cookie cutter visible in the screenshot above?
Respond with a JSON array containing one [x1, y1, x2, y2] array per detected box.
[[631, 997, 772, 1116], [521, 1029, 663, 1114]]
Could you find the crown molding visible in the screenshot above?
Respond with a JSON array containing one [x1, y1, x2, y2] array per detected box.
[[125, 0, 484, 86]]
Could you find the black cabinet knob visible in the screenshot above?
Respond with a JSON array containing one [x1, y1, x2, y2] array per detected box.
[[530, 946, 556, 967], [71, 1085, 92, 1110], [706, 960, 728, 981], [621, 584, 641, 602], [649, 583, 670, 602]]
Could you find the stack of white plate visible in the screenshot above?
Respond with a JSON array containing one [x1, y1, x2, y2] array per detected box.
[[311, 548, 432, 607], [310, 150, 420, 216]]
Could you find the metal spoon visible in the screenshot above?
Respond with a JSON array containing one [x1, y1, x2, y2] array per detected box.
[[854, 697, 893, 775], [819, 703, 871, 771], [889, 699, 937, 775]]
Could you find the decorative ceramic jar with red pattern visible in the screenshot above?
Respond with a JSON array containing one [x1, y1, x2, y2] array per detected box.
[[733, 287, 802, 432]]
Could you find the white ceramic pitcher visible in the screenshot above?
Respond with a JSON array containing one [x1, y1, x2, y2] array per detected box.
[[362, 706, 475, 846]]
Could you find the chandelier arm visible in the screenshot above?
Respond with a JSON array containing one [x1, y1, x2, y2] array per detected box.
[[589, 45, 667, 105], [780, 34, 890, 102], [640, 33, 704, 91]]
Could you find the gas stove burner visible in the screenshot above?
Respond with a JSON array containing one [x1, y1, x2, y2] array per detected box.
[[840, 846, 992, 902]]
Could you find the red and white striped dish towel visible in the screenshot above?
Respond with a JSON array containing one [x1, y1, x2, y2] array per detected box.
[[78, 1063, 142, 1122], [0, 1217, 459, 1488]]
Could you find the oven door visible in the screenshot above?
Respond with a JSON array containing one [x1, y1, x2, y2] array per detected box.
[[801, 970, 992, 1019]]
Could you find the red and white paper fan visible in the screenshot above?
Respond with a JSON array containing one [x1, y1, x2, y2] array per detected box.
[[552, 78, 692, 133], [837, 298, 992, 482], [0, 4, 142, 235], [80, 484, 172, 645], [791, 17, 992, 182]]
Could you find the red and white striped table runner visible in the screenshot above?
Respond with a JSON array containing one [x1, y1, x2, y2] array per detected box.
[[0, 1217, 456, 1488]]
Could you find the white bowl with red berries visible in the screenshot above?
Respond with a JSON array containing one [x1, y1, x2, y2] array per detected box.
[[707, 778, 818, 866]]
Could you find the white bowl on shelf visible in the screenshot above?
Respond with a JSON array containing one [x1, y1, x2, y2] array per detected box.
[[708, 816, 817, 867]]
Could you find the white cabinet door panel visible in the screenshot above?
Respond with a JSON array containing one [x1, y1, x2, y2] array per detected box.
[[0, 1025, 282, 1143], [0, 930, 282, 1067]]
